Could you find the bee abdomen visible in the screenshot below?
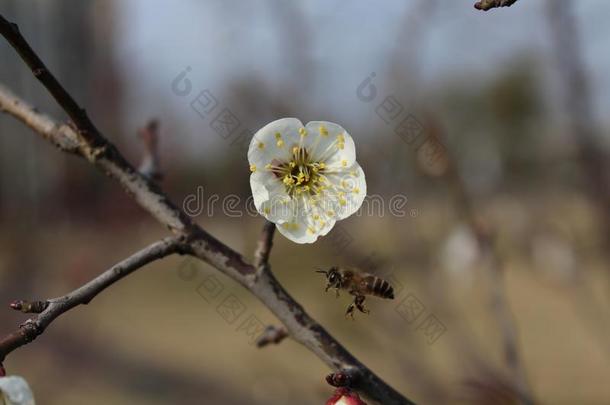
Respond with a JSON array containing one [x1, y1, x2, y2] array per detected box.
[[372, 277, 395, 299]]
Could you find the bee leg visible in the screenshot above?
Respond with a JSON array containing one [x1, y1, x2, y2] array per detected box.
[[355, 295, 370, 314], [345, 303, 356, 320], [334, 288, 340, 298]]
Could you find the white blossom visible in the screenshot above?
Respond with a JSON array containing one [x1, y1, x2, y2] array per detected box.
[[0, 376, 35, 405], [248, 118, 366, 243]]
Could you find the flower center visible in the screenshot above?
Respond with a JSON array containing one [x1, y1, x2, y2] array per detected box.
[[269, 146, 326, 197]]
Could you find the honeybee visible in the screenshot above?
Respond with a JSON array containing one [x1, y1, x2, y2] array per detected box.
[[316, 266, 395, 319]]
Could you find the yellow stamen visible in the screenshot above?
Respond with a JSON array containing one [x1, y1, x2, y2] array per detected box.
[[249, 164, 257, 172], [296, 172, 306, 184], [320, 125, 328, 136], [283, 175, 295, 185]]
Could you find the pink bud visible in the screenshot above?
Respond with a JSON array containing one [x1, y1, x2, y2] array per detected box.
[[9, 300, 22, 310], [325, 388, 367, 405]]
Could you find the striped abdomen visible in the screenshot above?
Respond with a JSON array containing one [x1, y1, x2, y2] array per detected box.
[[366, 276, 395, 299]]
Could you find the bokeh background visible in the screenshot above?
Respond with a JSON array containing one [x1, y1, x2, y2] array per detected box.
[[1, 0, 609, 404]]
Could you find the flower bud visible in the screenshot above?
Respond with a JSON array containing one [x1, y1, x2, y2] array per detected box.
[[325, 387, 367, 405]]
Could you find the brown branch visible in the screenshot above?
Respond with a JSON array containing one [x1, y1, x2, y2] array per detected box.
[[474, 0, 519, 11], [9, 300, 48, 314], [253, 221, 276, 270], [326, 369, 360, 388], [0, 16, 105, 148], [0, 14, 413, 404], [256, 325, 288, 348], [0, 237, 183, 362]]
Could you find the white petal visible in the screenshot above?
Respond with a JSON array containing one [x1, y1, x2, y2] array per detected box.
[[304, 121, 356, 167], [275, 196, 337, 243], [248, 118, 303, 167], [250, 171, 295, 224], [248, 118, 365, 244], [0, 376, 36, 405], [321, 162, 367, 220]]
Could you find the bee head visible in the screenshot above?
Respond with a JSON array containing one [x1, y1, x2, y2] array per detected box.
[[327, 266, 340, 284], [316, 266, 341, 288]]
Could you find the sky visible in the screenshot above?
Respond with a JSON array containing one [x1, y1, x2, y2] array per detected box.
[[113, 0, 610, 156]]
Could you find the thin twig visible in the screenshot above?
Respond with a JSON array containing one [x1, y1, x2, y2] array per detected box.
[[9, 300, 48, 314], [255, 325, 288, 348], [0, 16, 105, 148], [474, 0, 520, 11], [0, 237, 183, 362], [0, 14, 414, 404], [254, 221, 276, 270]]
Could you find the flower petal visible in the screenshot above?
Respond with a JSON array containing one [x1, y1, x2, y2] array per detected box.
[[321, 162, 366, 220], [248, 117, 303, 167], [275, 197, 337, 243], [248, 118, 365, 244], [304, 121, 356, 168], [250, 171, 295, 224], [0, 376, 36, 405]]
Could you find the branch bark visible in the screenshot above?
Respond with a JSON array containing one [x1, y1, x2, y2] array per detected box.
[[0, 14, 414, 405], [0, 237, 183, 362], [254, 221, 276, 270], [474, 0, 519, 11], [255, 325, 288, 348]]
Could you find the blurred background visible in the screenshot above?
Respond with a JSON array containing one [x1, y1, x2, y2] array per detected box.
[[1, 0, 609, 404]]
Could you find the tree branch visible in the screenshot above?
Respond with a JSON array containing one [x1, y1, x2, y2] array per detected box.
[[0, 14, 414, 404], [255, 325, 288, 348], [474, 0, 519, 11], [254, 221, 276, 270], [0, 237, 183, 362]]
